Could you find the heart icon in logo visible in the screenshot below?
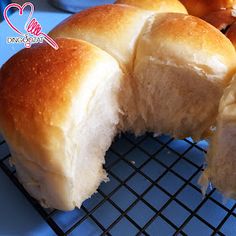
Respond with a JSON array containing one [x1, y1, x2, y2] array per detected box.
[[4, 2, 35, 36], [4, 2, 59, 50]]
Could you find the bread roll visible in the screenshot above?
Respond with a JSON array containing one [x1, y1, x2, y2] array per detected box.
[[201, 9, 236, 49], [115, 0, 187, 14], [2, 5, 236, 212], [0, 38, 124, 210], [49, 4, 151, 73], [200, 76, 236, 198], [134, 13, 236, 139], [180, 0, 236, 17], [49, 4, 151, 133]]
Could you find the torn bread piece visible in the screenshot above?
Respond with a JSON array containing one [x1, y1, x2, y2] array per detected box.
[[201, 75, 236, 198], [0, 38, 124, 210]]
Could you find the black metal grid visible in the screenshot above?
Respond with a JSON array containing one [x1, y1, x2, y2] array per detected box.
[[0, 133, 236, 235]]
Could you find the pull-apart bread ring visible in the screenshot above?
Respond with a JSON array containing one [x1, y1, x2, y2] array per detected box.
[[0, 3, 236, 210]]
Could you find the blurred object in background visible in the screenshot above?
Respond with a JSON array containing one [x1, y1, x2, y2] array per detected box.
[[180, 0, 236, 49], [48, 0, 115, 12], [0, 0, 12, 22], [226, 21, 236, 47], [180, 0, 236, 18], [202, 9, 236, 31]]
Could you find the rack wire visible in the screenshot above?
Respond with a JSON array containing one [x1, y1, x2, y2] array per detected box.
[[0, 133, 235, 235]]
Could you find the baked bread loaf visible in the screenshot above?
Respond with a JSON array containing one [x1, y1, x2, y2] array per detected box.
[[0, 38, 124, 210], [200, 9, 236, 49], [48, 3, 187, 133], [202, 9, 236, 31], [114, 0, 188, 13], [180, 0, 236, 17], [177, 2, 236, 48], [1, 3, 236, 210], [49, 5, 236, 137], [200, 75, 236, 199], [134, 13, 236, 138], [49, 4, 151, 73]]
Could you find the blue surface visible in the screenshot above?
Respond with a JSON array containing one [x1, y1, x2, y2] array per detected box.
[[0, 134, 55, 236], [0, 1, 236, 236]]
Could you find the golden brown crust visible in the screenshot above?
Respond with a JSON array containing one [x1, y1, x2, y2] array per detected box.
[[0, 38, 116, 164], [202, 9, 236, 31], [0, 38, 102, 129], [49, 4, 151, 71], [180, 0, 236, 17], [115, 0, 187, 13], [134, 13, 236, 139], [52, 4, 140, 34], [143, 13, 236, 77], [49, 4, 149, 40], [0, 37, 123, 210]]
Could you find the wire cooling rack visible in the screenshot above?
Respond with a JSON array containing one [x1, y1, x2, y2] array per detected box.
[[0, 133, 236, 235]]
